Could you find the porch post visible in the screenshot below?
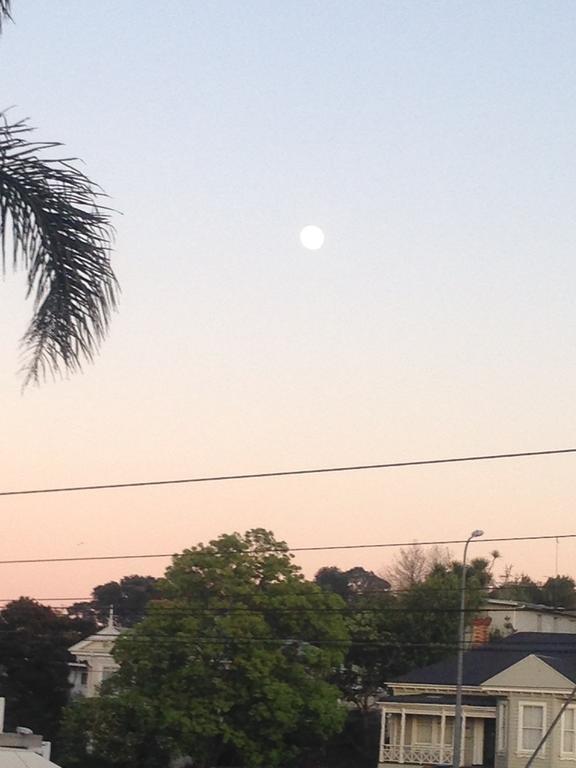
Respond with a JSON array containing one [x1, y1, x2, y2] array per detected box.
[[400, 709, 406, 764], [472, 719, 484, 765], [440, 710, 446, 764], [379, 707, 386, 764]]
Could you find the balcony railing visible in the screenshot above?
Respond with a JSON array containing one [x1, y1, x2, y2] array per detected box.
[[380, 744, 454, 765]]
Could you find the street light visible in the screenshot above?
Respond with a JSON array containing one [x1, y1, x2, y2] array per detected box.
[[452, 529, 484, 768]]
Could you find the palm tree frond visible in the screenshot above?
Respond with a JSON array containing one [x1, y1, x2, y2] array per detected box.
[[0, 1, 12, 32], [0, 113, 119, 385]]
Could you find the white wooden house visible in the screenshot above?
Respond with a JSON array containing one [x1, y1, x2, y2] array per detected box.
[[378, 633, 576, 768], [476, 600, 576, 639], [68, 612, 122, 697]]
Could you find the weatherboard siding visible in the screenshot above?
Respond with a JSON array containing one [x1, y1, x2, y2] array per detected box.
[[504, 691, 571, 768]]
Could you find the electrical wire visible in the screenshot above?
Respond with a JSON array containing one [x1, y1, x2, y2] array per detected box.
[[7, 634, 576, 652], [0, 583, 554, 600], [1, 447, 574, 498], [0, 531, 573, 566], [92, 605, 574, 616], [1, 603, 572, 616]]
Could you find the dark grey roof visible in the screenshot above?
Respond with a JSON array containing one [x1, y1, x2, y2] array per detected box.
[[396, 633, 576, 687]]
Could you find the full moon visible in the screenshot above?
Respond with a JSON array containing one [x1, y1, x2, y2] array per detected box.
[[299, 225, 325, 250]]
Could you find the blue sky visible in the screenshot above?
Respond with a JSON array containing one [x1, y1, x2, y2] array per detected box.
[[1, 1, 576, 597]]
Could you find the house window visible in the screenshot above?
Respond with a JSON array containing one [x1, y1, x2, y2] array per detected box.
[[518, 703, 546, 754], [497, 702, 507, 752], [415, 717, 433, 744], [562, 707, 576, 757]]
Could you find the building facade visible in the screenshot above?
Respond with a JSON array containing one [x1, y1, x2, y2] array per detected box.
[[68, 612, 122, 697], [378, 633, 576, 768]]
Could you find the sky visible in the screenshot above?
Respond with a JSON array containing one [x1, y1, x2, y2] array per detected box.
[[1, 0, 576, 604]]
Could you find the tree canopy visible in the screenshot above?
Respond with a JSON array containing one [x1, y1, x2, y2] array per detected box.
[[321, 555, 490, 714], [68, 575, 160, 628], [61, 530, 349, 768], [314, 566, 390, 601], [0, 598, 93, 741], [493, 573, 576, 609]]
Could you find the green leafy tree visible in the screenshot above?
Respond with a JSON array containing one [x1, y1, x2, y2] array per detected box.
[[0, 598, 94, 740], [68, 575, 160, 628], [315, 566, 389, 601], [491, 573, 544, 604], [333, 592, 398, 710], [326, 556, 488, 714], [315, 566, 395, 711], [315, 566, 352, 599], [60, 530, 349, 768], [314, 568, 397, 767], [391, 559, 487, 671], [540, 575, 576, 609], [0, 1, 118, 384], [489, 571, 576, 609]]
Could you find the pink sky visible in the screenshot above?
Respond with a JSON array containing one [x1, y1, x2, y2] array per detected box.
[[1, 3, 576, 603]]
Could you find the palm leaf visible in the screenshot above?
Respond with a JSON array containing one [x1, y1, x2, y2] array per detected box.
[[0, 0, 12, 32], [0, 113, 118, 385]]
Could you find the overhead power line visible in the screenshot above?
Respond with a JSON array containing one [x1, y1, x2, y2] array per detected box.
[[1, 447, 574, 498], [0, 582, 560, 602], [0, 593, 565, 606], [64, 605, 576, 616], [48, 608, 572, 617], [0, 532, 574, 566], [23, 634, 576, 652]]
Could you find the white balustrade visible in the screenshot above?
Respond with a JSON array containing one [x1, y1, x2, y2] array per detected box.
[[380, 744, 454, 765]]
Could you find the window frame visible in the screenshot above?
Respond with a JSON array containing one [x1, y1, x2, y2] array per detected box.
[[561, 705, 576, 759], [517, 701, 547, 756]]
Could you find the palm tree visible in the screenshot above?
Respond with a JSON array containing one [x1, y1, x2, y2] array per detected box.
[[0, 1, 118, 385], [0, 1, 10, 30]]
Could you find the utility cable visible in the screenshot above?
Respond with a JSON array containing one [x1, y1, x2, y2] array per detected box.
[[0, 532, 574, 566], [0, 447, 574, 498]]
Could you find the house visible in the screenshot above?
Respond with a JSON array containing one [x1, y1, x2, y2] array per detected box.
[[68, 610, 123, 697], [378, 632, 576, 768], [472, 600, 576, 641]]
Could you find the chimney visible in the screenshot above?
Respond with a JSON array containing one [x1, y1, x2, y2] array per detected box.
[[471, 616, 492, 646]]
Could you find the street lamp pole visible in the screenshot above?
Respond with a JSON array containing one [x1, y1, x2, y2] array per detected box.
[[452, 529, 484, 768]]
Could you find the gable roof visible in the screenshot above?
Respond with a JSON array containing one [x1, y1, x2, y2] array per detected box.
[[484, 654, 574, 689], [396, 633, 576, 687], [68, 612, 123, 655], [68, 631, 119, 655]]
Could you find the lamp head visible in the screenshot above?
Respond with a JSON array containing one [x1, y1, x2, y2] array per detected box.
[[471, 529, 484, 539]]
